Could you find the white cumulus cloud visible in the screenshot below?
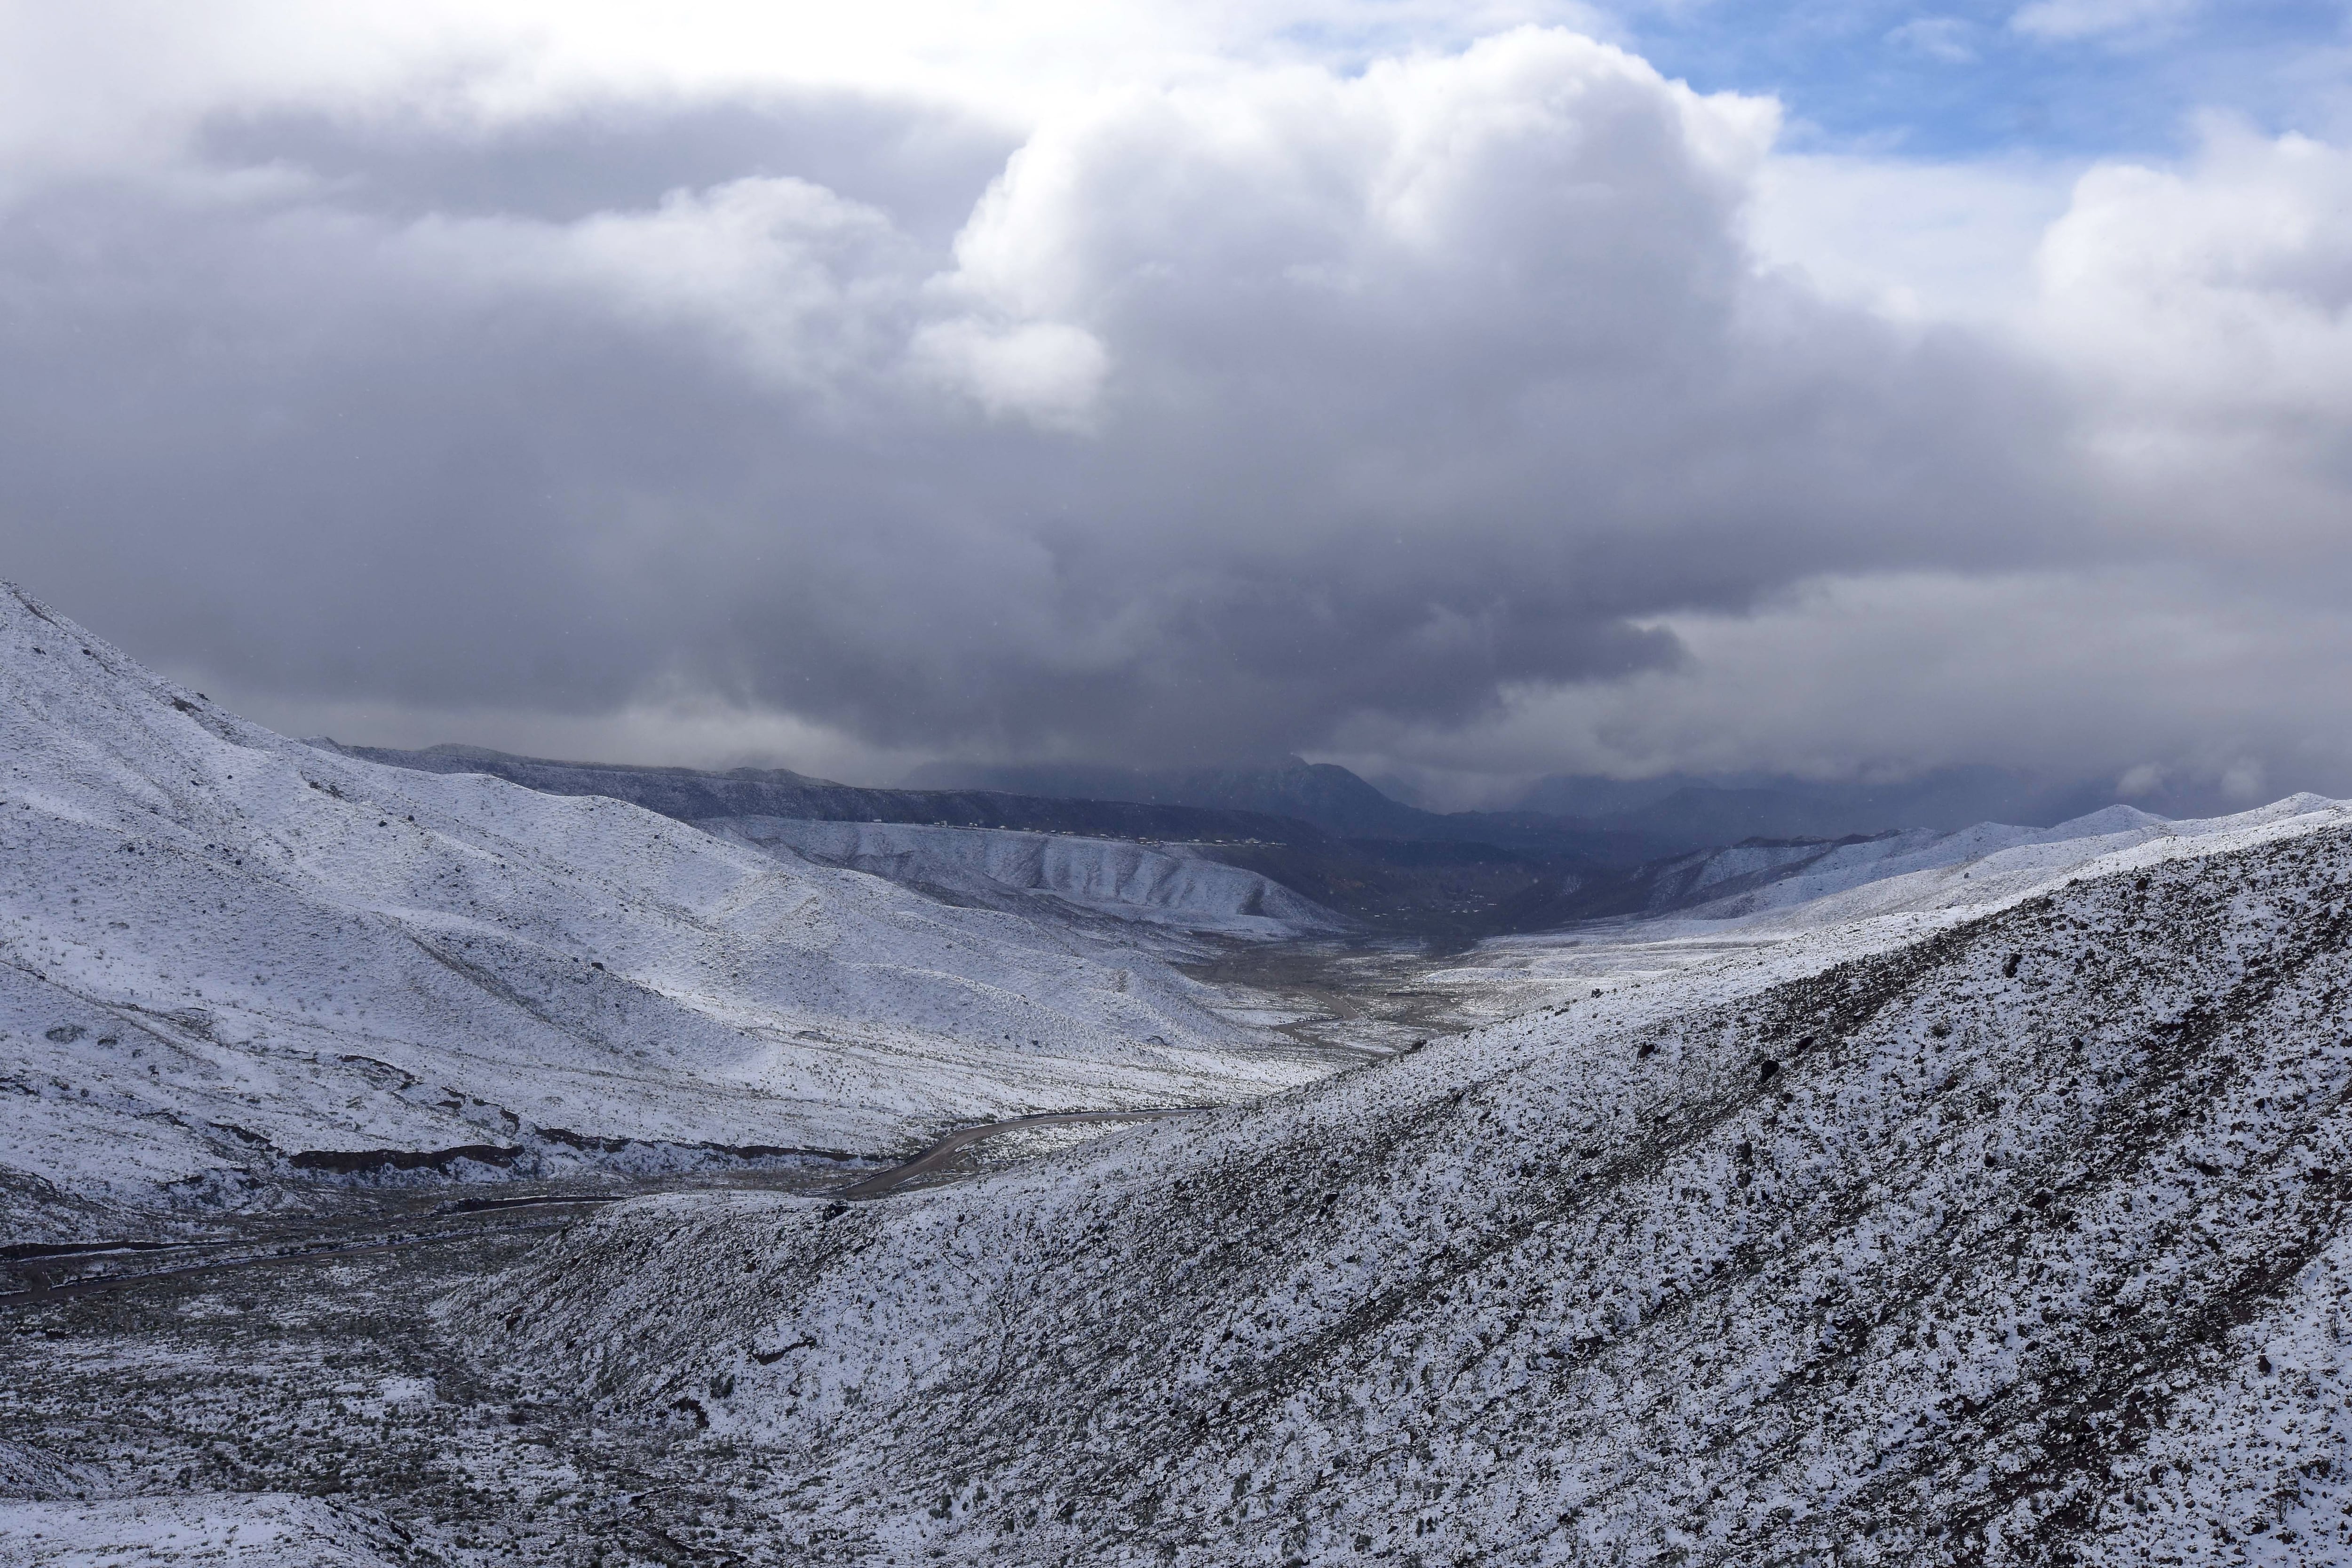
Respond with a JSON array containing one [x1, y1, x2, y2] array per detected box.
[[0, 3, 2349, 797]]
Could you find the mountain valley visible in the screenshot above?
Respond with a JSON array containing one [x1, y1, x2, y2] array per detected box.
[[5, 586, 2351, 1564]]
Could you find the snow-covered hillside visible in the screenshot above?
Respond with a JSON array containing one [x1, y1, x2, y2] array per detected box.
[[1581, 798, 2346, 931], [0, 586, 1325, 1241], [461, 809, 2352, 1564], [0, 1494, 406, 1567], [711, 818, 1349, 941]]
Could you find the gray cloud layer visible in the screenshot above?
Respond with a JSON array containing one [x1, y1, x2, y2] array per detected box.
[[2, 24, 2345, 793]]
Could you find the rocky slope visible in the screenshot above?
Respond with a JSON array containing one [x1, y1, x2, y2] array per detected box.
[[0, 1494, 408, 1567], [0, 587, 1323, 1242], [461, 804, 2352, 1564]]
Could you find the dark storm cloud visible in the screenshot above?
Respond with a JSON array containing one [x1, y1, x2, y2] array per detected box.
[[0, 30, 2112, 768]]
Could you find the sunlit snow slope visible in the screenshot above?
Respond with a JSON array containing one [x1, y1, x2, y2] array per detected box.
[[0, 586, 1321, 1240], [1456, 796, 2352, 1008], [1574, 800, 2349, 933], [466, 808, 2352, 1565]]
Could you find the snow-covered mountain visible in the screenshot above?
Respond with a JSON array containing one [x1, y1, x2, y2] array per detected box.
[[0, 586, 1326, 1241], [713, 818, 1349, 941], [1703, 799, 2349, 927], [460, 800, 2352, 1563], [1557, 798, 2344, 927]]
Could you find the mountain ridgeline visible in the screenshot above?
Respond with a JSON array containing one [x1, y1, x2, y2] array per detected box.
[[908, 755, 1687, 857], [331, 746, 1631, 943], [0, 589, 1335, 1244], [344, 748, 2219, 944], [320, 744, 1323, 847], [13, 578, 2352, 1564]]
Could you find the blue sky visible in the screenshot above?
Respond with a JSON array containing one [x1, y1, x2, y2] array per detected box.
[[1613, 0, 2350, 158]]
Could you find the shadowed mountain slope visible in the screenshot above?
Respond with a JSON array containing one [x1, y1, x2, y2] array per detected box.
[[905, 756, 1648, 857], [905, 757, 1443, 839], [1513, 766, 2107, 844]]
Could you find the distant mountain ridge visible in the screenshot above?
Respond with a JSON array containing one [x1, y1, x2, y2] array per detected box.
[[342, 746, 1641, 942], [337, 748, 2299, 945], [904, 757, 1439, 840], [321, 743, 1327, 847], [903, 756, 1646, 857], [923, 756, 2283, 858], [714, 818, 1353, 941], [1510, 763, 2269, 847]]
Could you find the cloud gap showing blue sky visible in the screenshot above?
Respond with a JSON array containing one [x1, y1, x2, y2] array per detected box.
[[1623, 1, 2348, 159]]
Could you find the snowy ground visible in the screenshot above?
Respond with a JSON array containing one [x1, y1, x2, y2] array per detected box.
[[14, 578, 2352, 1562], [453, 804, 2352, 1564], [0, 1494, 409, 1567], [0, 1205, 825, 1564], [16, 809, 2352, 1560], [0, 585, 1341, 1244]]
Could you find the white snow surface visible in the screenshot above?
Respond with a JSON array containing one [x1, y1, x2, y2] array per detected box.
[[1677, 797, 2342, 926], [463, 805, 2352, 1564], [0, 1494, 405, 1566], [0, 586, 1326, 1235], [1457, 791, 2352, 1008], [710, 817, 1348, 940]]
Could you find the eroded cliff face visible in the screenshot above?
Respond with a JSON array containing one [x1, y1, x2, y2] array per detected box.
[[461, 821, 2352, 1565]]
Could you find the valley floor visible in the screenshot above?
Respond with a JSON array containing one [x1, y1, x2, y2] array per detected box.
[[0, 935, 1506, 1563], [2, 1208, 802, 1566]]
